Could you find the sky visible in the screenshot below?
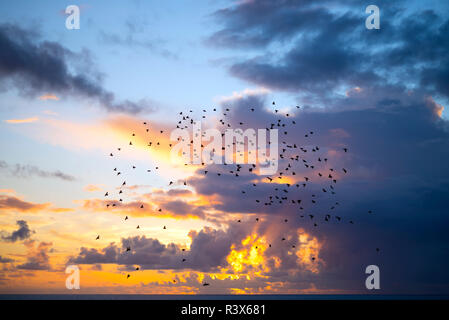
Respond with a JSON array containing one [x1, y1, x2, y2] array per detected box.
[[0, 0, 449, 295]]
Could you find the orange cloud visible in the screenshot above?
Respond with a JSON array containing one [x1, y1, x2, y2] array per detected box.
[[0, 189, 15, 194], [38, 94, 59, 101], [83, 184, 103, 192], [0, 195, 72, 213], [4, 117, 38, 124], [80, 197, 205, 220], [0, 195, 50, 212], [16, 241, 53, 271]]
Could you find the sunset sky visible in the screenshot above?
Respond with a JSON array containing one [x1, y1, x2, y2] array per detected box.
[[1, 0, 449, 295]]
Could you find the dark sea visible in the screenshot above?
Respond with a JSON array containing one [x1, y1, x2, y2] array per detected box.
[[1, 294, 448, 300]]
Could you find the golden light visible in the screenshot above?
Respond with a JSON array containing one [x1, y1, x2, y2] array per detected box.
[[226, 234, 269, 274], [296, 229, 322, 273]]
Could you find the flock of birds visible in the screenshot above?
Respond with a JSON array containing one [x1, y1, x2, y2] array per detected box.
[[98, 102, 377, 283]]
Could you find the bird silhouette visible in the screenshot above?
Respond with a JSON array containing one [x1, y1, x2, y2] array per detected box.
[[102, 101, 364, 284]]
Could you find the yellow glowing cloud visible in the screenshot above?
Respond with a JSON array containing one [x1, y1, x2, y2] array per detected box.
[[225, 234, 270, 275], [295, 229, 323, 273]]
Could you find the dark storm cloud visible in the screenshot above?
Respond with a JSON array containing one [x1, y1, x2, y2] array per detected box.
[[0, 23, 154, 114], [0, 160, 75, 181], [1, 220, 34, 242], [208, 1, 334, 48], [184, 83, 449, 292], [209, 1, 449, 100]]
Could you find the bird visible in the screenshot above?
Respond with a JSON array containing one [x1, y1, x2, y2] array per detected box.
[[96, 235, 100, 240], [104, 101, 363, 274]]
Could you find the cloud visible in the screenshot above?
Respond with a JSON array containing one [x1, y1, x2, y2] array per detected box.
[[0, 195, 50, 212], [17, 241, 52, 270], [83, 184, 103, 192], [157, 85, 449, 292], [27, 115, 194, 181], [65, 71, 449, 292], [208, 0, 339, 48], [1, 0, 448, 294], [0, 160, 75, 181], [217, 87, 271, 104], [209, 1, 449, 102], [0, 189, 15, 194], [98, 17, 178, 59], [0, 23, 155, 114], [1, 220, 34, 242], [98, 32, 178, 60], [4, 117, 39, 124], [80, 194, 208, 220], [38, 94, 59, 101], [0, 194, 70, 213], [71, 223, 325, 294], [0, 255, 14, 263], [70, 225, 249, 272]]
